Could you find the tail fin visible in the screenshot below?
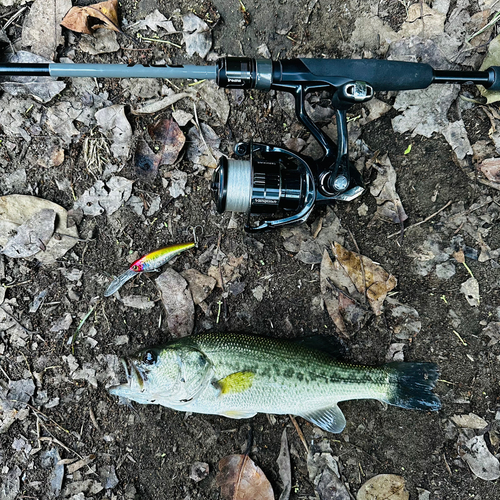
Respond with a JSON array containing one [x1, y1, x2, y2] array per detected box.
[[384, 362, 441, 411]]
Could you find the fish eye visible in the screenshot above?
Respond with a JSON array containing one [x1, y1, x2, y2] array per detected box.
[[142, 350, 157, 365], [131, 264, 139, 271]]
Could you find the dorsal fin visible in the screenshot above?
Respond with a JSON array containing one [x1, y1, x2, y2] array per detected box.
[[292, 335, 346, 359], [297, 405, 346, 433]]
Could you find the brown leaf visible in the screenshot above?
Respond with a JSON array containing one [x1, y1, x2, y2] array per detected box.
[[61, 0, 121, 35], [478, 158, 500, 183], [181, 269, 216, 305], [357, 474, 409, 500], [320, 250, 370, 336], [216, 454, 274, 500], [332, 242, 397, 316], [148, 119, 186, 166]]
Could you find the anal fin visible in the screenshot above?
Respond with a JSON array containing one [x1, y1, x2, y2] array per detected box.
[[219, 410, 257, 419], [297, 404, 346, 434]]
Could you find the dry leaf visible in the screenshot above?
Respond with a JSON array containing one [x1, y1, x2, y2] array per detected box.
[[73, 176, 133, 216], [479, 34, 500, 104], [134, 140, 160, 182], [459, 435, 500, 481], [357, 474, 409, 500], [61, 0, 121, 35], [276, 430, 292, 500], [149, 118, 186, 166], [384, 297, 421, 340], [332, 242, 397, 316], [368, 154, 408, 224], [460, 277, 480, 307], [320, 249, 370, 336], [155, 269, 194, 338], [216, 454, 274, 500], [1, 209, 55, 259], [0, 195, 79, 265], [95, 105, 133, 159], [21, 0, 72, 60], [307, 448, 350, 500], [478, 158, 500, 183], [181, 269, 216, 305], [451, 413, 488, 429]]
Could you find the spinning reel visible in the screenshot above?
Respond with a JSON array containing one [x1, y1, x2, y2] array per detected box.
[[211, 80, 369, 232]]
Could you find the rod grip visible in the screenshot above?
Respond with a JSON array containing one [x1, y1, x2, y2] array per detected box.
[[299, 59, 434, 91]]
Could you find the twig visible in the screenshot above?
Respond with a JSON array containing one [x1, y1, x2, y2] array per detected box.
[[387, 200, 452, 239], [2, 6, 26, 30], [442, 453, 453, 476], [12, 401, 71, 435], [135, 32, 182, 48], [289, 415, 309, 454], [39, 435, 84, 461], [453, 329, 468, 346], [478, 177, 500, 192], [71, 303, 99, 353]]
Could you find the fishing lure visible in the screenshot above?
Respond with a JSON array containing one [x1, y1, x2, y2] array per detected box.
[[104, 242, 195, 297]]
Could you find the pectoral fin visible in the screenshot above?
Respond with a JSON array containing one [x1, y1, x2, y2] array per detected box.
[[219, 410, 257, 419], [297, 404, 346, 434], [217, 371, 255, 395]]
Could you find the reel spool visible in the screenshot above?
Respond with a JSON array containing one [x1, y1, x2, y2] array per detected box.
[[211, 142, 316, 232]]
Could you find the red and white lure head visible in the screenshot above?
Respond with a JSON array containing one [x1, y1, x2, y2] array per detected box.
[[104, 242, 195, 297]]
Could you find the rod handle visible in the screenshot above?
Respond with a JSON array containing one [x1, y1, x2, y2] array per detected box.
[[297, 59, 434, 91]]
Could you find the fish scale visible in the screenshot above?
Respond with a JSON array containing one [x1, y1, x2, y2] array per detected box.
[[109, 331, 441, 433]]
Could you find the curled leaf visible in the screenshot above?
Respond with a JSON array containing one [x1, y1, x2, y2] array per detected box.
[[61, 0, 121, 35], [478, 158, 500, 184], [216, 454, 274, 500], [332, 242, 397, 316]]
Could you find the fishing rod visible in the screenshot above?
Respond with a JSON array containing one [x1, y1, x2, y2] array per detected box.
[[1, 57, 498, 232]]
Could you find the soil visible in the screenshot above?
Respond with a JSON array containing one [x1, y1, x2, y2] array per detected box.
[[0, 1, 499, 500]]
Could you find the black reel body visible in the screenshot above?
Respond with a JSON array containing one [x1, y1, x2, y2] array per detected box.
[[211, 143, 316, 231]]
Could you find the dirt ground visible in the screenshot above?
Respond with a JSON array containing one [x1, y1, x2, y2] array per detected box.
[[1, 0, 500, 499]]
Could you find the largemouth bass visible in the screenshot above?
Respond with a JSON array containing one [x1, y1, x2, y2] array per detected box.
[[109, 332, 440, 433]]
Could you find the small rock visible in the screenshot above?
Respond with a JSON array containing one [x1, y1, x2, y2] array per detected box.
[[252, 285, 264, 302], [190, 462, 209, 482], [436, 261, 456, 279]]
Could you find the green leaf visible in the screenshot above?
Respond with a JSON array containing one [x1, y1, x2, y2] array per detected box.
[[404, 144, 412, 155]]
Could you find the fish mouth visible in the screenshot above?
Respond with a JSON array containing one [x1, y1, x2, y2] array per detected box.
[[121, 357, 145, 389]]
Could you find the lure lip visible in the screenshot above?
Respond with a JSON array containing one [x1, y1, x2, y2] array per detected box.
[[104, 269, 138, 297], [104, 242, 195, 296]]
